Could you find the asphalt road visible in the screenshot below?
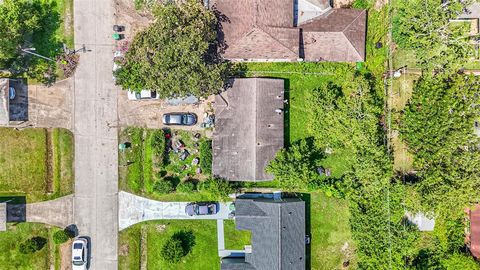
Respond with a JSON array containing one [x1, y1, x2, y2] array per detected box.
[[73, 0, 118, 269]]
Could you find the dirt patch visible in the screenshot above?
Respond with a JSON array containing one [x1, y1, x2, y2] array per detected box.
[[333, 0, 355, 8], [155, 224, 167, 232], [114, 0, 153, 40], [391, 130, 414, 173], [46, 129, 54, 193], [374, 0, 388, 10], [119, 243, 130, 257], [59, 240, 73, 270]]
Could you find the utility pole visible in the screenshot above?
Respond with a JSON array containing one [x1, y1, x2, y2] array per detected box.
[[20, 48, 55, 62]]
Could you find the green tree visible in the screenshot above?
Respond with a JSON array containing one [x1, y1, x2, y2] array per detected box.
[[18, 237, 47, 254], [199, 140, 212, 175], [198, 178, 233, 200], [161, 237, 184, 263], [392, 0, 475, 69], [401, 73, 480, 213], [267, 138, 322, 190], [153, 179, 174, 194], [115, 0, 228, 98], [53, 230, 70, 244]]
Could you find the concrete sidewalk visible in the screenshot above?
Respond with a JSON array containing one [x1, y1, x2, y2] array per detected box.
[[119, 191, 233, 230]]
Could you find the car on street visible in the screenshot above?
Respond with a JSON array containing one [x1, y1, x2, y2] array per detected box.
[[185, 202, 219, 216], [162, 112, 197, 126], [127, 90, 159, 100], [72, 238, 88, 270]]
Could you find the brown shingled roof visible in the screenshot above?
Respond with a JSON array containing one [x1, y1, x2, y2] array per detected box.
[[213, 0, 366, 62]]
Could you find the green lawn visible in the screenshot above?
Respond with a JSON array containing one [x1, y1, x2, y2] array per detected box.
[[0, 127, 74, 202], [0, 223, 55, 269], [223, 220, 251, 250], [120, 220, 225, 270], [308, 192, 356, 270]]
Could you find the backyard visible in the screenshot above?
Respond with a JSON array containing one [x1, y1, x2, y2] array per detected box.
[[0, 127, 74, 202]]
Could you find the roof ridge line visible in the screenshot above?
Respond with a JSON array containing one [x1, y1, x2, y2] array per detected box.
[[340, 32, 363, 60], [341, 9, 365, 33], [341, 10, 366, 59], [256, 26, 299, 57]]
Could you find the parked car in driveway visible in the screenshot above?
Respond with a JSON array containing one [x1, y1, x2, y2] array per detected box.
[[185, 202, 219, 216], [163, 112, 197, 126], [72, 237, 88, 270], [127, 90, 159, 100]]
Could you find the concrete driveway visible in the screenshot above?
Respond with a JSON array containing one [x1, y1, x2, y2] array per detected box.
[[117, 90, 213, 131], [118, 191, 233, 230]]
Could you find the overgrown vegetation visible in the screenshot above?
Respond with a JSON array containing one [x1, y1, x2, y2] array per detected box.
[[116, 0, 229, 98], [0, 0, 75, 84], [392, 0, 477, 69]]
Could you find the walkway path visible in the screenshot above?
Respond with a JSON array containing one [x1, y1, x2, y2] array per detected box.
[[118, 191, 232, 230], [73, 0, 118, 269]]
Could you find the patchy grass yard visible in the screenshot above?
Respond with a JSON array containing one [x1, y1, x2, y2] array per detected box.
[[308, 192, 356, 270], [0, 127, 74, 202], [120, 220, 222, 270], [389, 73, 417, 111], [119, 127, 212, 199], [0, 223, 56, 270], [223, 220, 251, 250]]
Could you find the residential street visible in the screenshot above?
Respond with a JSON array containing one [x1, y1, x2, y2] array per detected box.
[[73, 0, 118, 269]]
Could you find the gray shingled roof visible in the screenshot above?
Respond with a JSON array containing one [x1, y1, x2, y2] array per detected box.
[[0, 203, 6, 231], [224, 197, 305, 270], [213, 78, 284, 181], [212, 0, 366, 62], [0, 79, 9, 125]]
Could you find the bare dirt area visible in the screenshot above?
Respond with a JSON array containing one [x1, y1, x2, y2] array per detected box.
[[117, 90, 213, 131], [333, 0, 355, 8], [60, 239, 73, 270], [114, 0, 153, 40]]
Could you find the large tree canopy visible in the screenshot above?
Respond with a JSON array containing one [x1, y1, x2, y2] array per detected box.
[[401, 73, 480, 213], [393, 0, 475, 69], [115, 0, 228, 98]]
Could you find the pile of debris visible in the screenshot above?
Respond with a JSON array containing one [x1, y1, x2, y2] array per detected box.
[[57, 53, 80, 78], [166, 132, 203, 175]]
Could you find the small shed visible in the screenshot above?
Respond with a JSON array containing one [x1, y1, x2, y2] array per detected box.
[[0, 203, 6, 231]]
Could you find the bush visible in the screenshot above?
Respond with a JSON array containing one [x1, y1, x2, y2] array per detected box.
[[176, 181, 195, 193], [53, 230, 70, 244], [19, 237, 47, 254], [150, 129, 166, 167], [199, 140, 212, 175], [161, 230, 196, 263], [198, 178, 233, 200], [153, 179, 174, 194], [161, 238, 185, 263]]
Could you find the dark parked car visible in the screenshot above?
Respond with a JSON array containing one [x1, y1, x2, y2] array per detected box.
[[162, 113, 197, 126], [185, 202, 219, 216]]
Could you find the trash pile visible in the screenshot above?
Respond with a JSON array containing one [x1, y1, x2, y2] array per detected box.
[[166, 131, 203, 175], [57, 53, 80, 78], [201, 112, 215, 128]]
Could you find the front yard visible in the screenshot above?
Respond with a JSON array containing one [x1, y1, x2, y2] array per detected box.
[[119, 220, 251, 270], [0, 127, 74, 202]]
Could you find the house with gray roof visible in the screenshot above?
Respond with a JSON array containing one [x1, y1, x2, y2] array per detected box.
[[213, 78, 284, 181], [221, 196, 306, 270], [211, 0, 366, 62]]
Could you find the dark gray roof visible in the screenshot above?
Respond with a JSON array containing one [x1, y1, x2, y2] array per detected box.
[[231, 197, 306, 270], [213, 78, 284, 181], [0, 203, 6, 231]]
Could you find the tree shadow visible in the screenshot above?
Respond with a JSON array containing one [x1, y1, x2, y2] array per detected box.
[[172, 230, 196, 256]]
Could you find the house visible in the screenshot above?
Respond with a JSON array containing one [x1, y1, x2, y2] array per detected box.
[[211, 0, 366, 62], [221, 195, 306, 270], [213, 78, 284, 181]]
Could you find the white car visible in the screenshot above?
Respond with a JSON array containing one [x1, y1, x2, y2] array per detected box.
[[127, 90, 159, 100], [72, 238, 88, 270]]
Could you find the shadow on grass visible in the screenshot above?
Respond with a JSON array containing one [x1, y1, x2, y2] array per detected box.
[[172, 230, 196, 255]]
